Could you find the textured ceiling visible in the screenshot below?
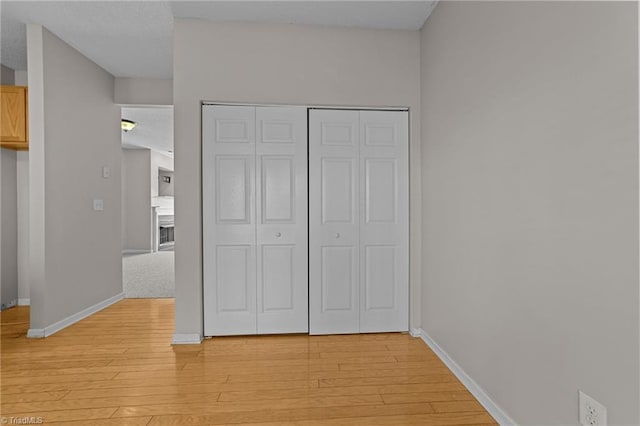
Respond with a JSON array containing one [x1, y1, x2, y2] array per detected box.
[[1, 1, 437, 78], [121, 106, 174, 156]]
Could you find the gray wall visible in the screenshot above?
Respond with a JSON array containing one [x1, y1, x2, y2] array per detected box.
[[150, 150, 173, 198], [114, 77, 173, 106], [174, 19, 422, 339], [122, 149, 151, 251], [16, 151, 29, 304], [1, 64, 15, 85], [27, 25, 122, 330], [0, 64, 18, 309], [1, 148, 18, 309], [158, 170, 174, 197], [420, 2, 639, 424]]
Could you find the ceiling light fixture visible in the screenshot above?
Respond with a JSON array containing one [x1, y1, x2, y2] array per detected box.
[[121, 119, 136, 132]]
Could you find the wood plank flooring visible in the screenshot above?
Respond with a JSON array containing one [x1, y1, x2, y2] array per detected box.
[[1, 299, 497, 425]]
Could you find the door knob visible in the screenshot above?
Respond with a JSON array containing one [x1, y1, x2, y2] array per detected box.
[[276, 232, 282, 238]]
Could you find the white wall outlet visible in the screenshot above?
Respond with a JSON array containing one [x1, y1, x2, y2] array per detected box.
[[579, 390, 607, 426], [93, 199, 104, 211], [102, 166, 110, 179]]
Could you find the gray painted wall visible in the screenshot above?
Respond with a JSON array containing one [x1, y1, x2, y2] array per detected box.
[[158, 170, 174, 197], [150, 150, 173, 198], [16, 151, 29, 304], [122, 149, 151, 251], [1, 148, 18, 309], [0, 65, 18, 309], [1, 64, 15, 85], [173, 19, 422, 339], [420, 2, 639, 424], [114, 77, 173, 106], [27, 25, 122, 330]]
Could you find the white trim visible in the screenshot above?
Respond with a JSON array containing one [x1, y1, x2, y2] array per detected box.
[[26, 328, 44, 338], [201, 101, 408, 112], [18, 298, 30, 306], [26, 292, 125, 338], [413, 328, 517, 426], [172, 333, 203, 345], [122, 249, 152, 254]]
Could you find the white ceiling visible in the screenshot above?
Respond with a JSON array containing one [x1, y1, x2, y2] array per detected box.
[[3, 1, 437, 155], [1, 1, 437, 79], [121, 106, 174, 156]]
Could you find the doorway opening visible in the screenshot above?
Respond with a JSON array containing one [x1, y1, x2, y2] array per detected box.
[[121, 106, 175, 299]]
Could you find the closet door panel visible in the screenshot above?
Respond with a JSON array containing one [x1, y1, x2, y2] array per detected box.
[[203, 105, 257, 336], [256, 106, 308, 334], [309, 110, 360, 335], [359, 111, 409, 333]]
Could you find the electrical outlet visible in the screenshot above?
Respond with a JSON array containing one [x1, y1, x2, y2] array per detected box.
[[93, 199, 104, 211], [579, 390, 607, 426]]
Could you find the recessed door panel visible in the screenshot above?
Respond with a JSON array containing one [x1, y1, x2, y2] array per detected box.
[[216, 119, 251, 143], [364, 245, 396, 310], [261, 156, 294, 224], [216, 156, 251, 223], [321, 122, 355, 146], [365, 158, 397, 224], [363, 123, 396, 147], [261, 245, 294, 311], [321, 158, 355, 224], [321, 246, 355, 311], [217, 245, 251, 312], [261, 121, 295, 144]]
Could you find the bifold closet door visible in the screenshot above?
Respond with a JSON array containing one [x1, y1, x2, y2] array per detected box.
[[203, 105, 308, 336], [309, 109, 409, 335]]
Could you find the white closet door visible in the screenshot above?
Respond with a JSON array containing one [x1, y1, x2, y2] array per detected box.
[[203, 105, 257, 335], [359, 111, 409, 332], [309, 110, 360, 334], [256, 106, 308, 333], [309, 109, 408, 335]]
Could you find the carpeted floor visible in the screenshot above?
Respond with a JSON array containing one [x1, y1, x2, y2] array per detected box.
[[122, 252, 174, 298]]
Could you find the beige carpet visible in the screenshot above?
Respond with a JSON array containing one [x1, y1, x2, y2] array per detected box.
[[122, 252, 174, 298]]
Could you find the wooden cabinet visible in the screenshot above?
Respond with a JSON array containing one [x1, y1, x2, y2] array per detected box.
[[1, 86, 28, 150]]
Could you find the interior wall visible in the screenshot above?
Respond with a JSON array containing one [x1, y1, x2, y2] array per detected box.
[[14, 68, 29, 305], [1, 64, 15, 85], [420, 2, 639, 424], [173, 19, 421, 339], [1, 148, 18, 309], [114, 77, 173, 106], [122, 149, 151, 251], [158, 170, 174, 197], [27, 25, 122, 331], [0, 64, 19, 309], [17, 151, 29, 304], [150, 150, 174, 198]]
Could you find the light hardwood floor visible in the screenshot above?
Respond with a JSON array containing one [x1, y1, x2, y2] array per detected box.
[[1, 299, 497, 425]]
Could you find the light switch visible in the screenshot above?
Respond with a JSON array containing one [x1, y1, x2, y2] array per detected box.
[[93, 199, 104, 211], [102, 166, 110, 179]]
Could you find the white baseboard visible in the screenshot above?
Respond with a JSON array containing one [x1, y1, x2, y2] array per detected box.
[[122, 249, 152, 254], [412, 328, 517, 426], [18, 298, 30, 306], [27, 292, 125, 339], [172, 333, 203, 345]]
